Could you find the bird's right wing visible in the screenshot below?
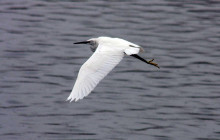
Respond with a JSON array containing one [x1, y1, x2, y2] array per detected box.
[[67, 50, 124, 102]]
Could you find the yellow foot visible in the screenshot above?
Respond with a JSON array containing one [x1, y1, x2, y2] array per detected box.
[[147, 59, 160, 69]]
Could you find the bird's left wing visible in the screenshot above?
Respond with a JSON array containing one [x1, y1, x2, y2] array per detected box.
[[67, 50, 124, 102]]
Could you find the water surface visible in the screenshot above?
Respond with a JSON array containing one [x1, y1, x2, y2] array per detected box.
[[0, 0, 220, 140]]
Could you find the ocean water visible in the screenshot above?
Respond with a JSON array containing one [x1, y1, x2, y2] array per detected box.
[[0, 0, 220, 140]]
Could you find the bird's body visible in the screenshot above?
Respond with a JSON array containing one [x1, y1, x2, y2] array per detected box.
[[67, 37, 159, 102]]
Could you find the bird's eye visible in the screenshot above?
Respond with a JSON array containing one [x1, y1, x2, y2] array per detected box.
[[89, 41, 95, 45]]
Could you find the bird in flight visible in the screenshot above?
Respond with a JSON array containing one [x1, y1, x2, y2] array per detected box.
[[67, 37, 159, 102]]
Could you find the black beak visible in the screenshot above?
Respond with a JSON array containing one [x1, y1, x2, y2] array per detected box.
[[74, 41, 90, 44]]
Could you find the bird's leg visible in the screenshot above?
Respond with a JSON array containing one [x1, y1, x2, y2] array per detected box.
[[131, 54, 160, 69]]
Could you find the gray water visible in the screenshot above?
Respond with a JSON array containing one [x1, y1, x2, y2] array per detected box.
[[0, 0, 220, 140]]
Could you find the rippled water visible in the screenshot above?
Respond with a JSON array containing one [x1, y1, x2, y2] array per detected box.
[[1, 0, 220, 140]]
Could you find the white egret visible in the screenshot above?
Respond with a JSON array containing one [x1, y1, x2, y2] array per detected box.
[[67, 37, 159, 102]]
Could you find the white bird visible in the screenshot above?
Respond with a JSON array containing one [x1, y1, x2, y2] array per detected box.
[[67, 36, 159, 102]]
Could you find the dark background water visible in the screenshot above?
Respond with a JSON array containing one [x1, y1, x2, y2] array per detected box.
[[0, 0, 220, 140]]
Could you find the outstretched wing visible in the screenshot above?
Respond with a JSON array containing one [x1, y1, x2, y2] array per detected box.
[[67, 51, 124, 102]]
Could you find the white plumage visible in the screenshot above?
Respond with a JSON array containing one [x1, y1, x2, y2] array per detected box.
[[67, 36, 159, 102]]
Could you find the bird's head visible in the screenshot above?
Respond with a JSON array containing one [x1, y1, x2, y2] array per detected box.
[[74, 38, 99, 52], [74, 37, 114, 45], [74, 38, 99, 45]]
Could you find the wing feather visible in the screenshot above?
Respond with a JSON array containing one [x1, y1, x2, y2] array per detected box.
[[67, 51, 124, 102]]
